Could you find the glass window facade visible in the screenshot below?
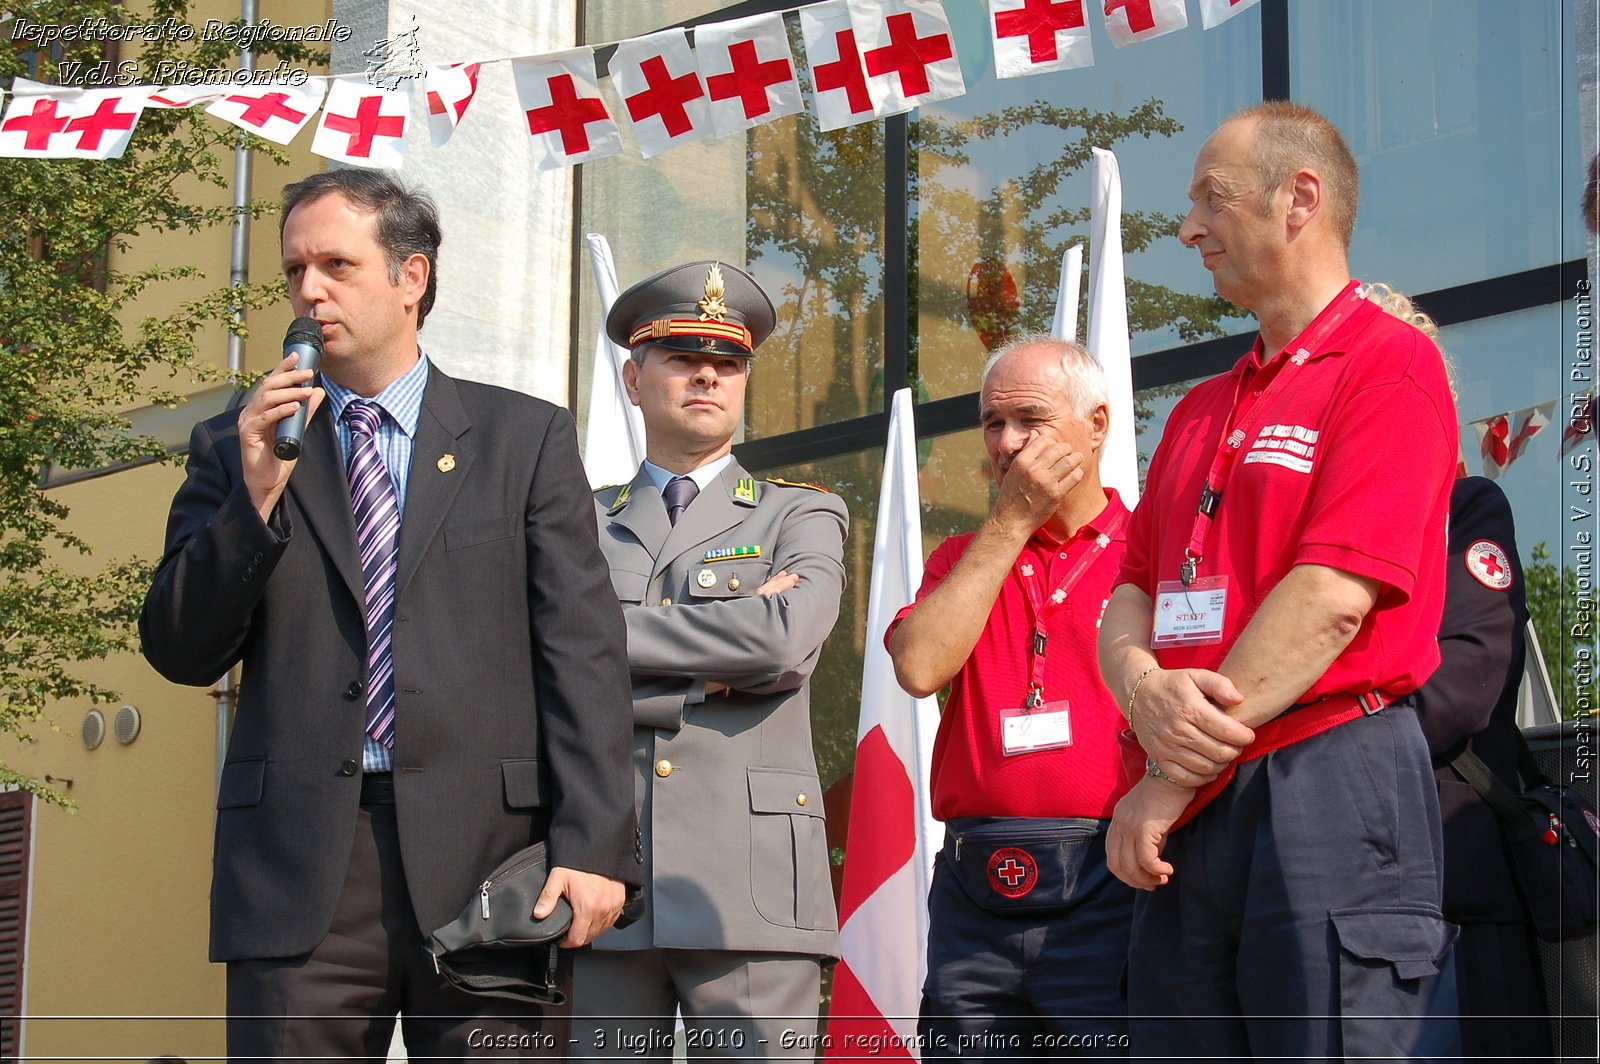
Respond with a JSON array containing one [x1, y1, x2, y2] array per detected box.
[[578, 0, 1593, 789]]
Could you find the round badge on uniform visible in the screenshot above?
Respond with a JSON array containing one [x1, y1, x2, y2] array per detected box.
[[987, 847, 1038, 899], [696, 569, 716, 588], [1465, 540, 1513, 591]]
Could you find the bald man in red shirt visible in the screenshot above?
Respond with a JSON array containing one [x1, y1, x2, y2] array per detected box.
[[889, 336, 1135, 1058]]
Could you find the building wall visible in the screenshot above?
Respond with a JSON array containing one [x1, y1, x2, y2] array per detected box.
[[7, 2, 336, 1059]]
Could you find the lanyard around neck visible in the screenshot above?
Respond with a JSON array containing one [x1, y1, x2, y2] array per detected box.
[[1019, 507, 1127, 708]]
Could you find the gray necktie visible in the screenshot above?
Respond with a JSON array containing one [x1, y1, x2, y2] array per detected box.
[[664, 475, 699, 526]]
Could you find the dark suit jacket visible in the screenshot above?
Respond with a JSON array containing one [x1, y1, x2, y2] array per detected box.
[[140, 364, 639, 962], [1411, 476, 1529, 923]]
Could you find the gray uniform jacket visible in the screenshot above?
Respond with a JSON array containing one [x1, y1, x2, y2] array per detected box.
[[593, 461, 847, 957]]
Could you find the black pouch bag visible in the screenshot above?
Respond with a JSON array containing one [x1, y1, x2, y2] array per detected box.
[[1451, 738, 1600, 943], [944, 817, 1112, 914], [427, 841, 573, 1006]]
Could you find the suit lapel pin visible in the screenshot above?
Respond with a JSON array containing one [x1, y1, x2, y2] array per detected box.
[[437, 454, 456, 473]]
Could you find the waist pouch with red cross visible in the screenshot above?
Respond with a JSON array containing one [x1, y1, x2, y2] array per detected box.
[[942, 817, 1114, 914], [1118, 690, 1392, 832]]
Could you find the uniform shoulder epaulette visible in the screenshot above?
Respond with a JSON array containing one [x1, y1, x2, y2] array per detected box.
[[765, 477, 830, 494]]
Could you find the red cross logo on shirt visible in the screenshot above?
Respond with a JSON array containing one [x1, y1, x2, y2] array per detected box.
[[3, 97, 71, 151], [226, 92, 309, 129], [1465, 539, 1513, 591], [323, 95, 405, 157], [862, 12, 953, 98], [1479, 551, 1503, 578], [706, 40, 793, 120], [624, 55, 704, 137], [994, 0, 1085, 63], [1106, 0, 1158, 34], [64, 96, 139, 151], [986, 846, 1038, 898], [525, 74, 610, 154], [812, 29, 873, 115]]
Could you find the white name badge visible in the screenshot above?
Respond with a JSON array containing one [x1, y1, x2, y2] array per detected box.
[[999, 702, 1072, 756], [1152, 576, 1229, 647]]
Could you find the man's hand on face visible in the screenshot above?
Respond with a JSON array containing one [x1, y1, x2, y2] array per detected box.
[[993, 430, 1085, 536]]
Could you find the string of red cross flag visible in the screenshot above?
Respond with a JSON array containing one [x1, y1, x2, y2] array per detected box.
[[1465, 391, 1595, 480], [0, 0, 1262, 165]]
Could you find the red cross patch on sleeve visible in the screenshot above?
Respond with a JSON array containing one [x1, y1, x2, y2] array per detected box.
[[1465, 540, 1514, 591]]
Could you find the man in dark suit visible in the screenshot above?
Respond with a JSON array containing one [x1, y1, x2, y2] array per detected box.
[[140, 169, 638, 1059]]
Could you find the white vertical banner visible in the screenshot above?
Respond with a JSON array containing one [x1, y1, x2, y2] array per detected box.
[[1086, 147, 1139, 504], [583, 234, 647, 488], [824, 387, 940, 1062], [1052, 244, 1084, 342]]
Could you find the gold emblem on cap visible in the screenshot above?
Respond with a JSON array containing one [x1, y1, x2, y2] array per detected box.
[[437, 454, 456, 473], [698, 262, 728, 322], [696, 569, 716, 589]]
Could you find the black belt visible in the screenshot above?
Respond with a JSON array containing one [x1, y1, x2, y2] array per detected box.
[[360, 771, 395, 805]]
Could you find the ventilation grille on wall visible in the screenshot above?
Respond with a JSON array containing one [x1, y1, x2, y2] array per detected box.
[[112, 704, 141, 745], [80, 710, 105, 750]]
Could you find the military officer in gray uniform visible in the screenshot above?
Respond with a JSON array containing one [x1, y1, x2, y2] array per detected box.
[[573, 260, 848, 1059]]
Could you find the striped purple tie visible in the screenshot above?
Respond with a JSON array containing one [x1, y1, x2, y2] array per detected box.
[[345, 400, 399, 749]]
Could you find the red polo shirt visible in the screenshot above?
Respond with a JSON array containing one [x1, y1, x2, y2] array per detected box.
[[1118, 282, 1457, 701], [889, 490, 1132, 821]]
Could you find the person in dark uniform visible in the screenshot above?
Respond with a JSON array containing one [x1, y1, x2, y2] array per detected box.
[[1412, 474, 1554, 1061]]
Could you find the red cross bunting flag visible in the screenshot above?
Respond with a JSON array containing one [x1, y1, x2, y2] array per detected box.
[[988, 0, 1094, 78], [311, 79, 410, 168], [513, 49, 621, 171], [800, 0, 897, 132], [611, 29, 710, 159], [695, 12, 804, 139], [1102, 0, 1188, 48], [849, 0, 966, 113], [205, 78, 326, 145], [1472, 400, 1555, 479], [0, 85, 148, 159], [145, 85, 228, 109], [1199, 0, 1262, 31], [424, 62, 482, 148]]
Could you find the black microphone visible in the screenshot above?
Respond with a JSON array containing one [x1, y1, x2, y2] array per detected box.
[[273, 316, 324, 461]]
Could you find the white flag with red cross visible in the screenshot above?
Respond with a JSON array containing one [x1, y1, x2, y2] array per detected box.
[[1199, 0, 1262, 31], [205, 78, 327, 145], [146, 85, 228, 109], [1472, 401, 1554, 479], [849, 0, 966, 113], [424, 62, 482, 148], [0, 86, 148, 159], [800, 0, 905, 132], [1102, 0, 1189, 48], [513, 48, 622, 171], [611, 29, 710, 159], [310, 79, 410, 169], [822, 388, 940, 1064], [988, 0, 1095, 78], [695, 12, 804, 139]]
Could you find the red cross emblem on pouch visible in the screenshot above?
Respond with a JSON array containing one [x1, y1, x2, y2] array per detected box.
[[1465, 540, 1513, 591], [987, 847, 1038, 898]]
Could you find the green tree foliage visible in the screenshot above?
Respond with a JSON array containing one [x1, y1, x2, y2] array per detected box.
[[1525, 542, 1597, 719], [0, 1, 322, 803]]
